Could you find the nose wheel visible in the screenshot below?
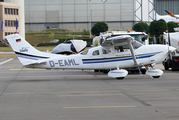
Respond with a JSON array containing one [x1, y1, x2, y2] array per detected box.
[[145, 65, 163, 79]]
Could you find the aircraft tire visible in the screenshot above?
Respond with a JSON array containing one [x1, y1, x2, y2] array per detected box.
[[94, 70, 99, 72], [141, 70, 146, 74], [103, 70, 109, 74], [152, 76, 160, 78], [164, 62, 169, 70], [116, 77, 124, 80]]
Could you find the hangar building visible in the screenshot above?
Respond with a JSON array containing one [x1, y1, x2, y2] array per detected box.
[[2, 0, 179, 33]]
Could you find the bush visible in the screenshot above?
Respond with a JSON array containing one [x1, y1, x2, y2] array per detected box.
[[81, 29, 90, 35], [167, 22, 179, 32], [91, 22, 108, 36], [132, 22, 149, 33], [149, 19, 168, 38], [36, 38, 93, 47], [0, 43, 9, 47], [36, 42, 60, 47]]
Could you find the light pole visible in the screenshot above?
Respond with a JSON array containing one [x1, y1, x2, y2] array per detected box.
[[101, 0, 108, 23], [88, 0, 92, 38]]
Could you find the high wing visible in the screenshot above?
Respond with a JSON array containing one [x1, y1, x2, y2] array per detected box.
[[101, 35, 138, 66], [101, 35, 132, 46], [165, 10, 179, 19]]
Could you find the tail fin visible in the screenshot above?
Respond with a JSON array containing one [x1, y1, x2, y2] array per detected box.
[[5, 34, 51, 66], [165, 10, 179, 19]]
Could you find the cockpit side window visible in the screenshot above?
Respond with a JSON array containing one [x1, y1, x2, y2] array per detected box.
[[102, 47, 111, 54], [114, 45, 129, 53], [81, 50, 88, 55], [92, 50, 100, 55]]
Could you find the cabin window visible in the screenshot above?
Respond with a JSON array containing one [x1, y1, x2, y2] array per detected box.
[[114, 45, 129, 53], [92, 50, 100, 56], [114, 46, 124, 52], [102, 47, 111, 54], [81, 50, 88, 55]]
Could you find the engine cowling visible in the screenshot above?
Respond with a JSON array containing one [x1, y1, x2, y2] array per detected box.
[[145, 69, 163, 78], [108, 69, 128, 79]]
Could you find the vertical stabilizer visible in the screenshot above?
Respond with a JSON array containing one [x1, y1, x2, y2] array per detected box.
[[5, 34, 51, 66]]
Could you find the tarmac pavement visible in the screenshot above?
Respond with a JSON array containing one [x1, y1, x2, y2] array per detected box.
[[0, 58, 179, 120]]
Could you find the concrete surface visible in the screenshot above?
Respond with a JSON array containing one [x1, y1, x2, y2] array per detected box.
[[0, 58, 179, 120]]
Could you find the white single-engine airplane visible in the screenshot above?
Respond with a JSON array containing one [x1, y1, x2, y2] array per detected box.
[[155, 10, 179, 24], [5, 34, 175, 79]]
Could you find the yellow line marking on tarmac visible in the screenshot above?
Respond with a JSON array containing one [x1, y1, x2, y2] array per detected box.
[[10, 68, 45, 70], [41, 90, 121, 94], [3, 89, 170, 95], [58, 94, 123, 97], [63, 106, 136, 109], [125, 89, 169, 92], [3, 92, 35, 95], [42, 89, 169, 94]]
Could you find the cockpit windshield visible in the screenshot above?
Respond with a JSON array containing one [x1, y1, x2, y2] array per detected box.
[[130, 34, 145, 44], [132, 40, 143, 49]]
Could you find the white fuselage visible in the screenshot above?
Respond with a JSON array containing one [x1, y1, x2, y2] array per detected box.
[[156, 14, 179, 23], [27, 44, 168, 70]]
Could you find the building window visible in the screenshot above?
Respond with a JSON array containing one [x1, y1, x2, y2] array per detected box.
[[14, 9, 15, 15], [8, 20, 10, 27], [4, 8, 7, 14], [11, 9, 13, 15], [8, 8, 10, 14], [11, 20, 13, 27], [5, 32, 8, 36], [16, 9, 18, 15], [5, 20, 7, 27], [13, 20, 16, 27]]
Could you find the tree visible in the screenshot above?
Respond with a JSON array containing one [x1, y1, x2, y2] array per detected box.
[[149, 19, 168, 38], [132, 22, 149, 33], [91, 22, 108, 36], [167, 22, 179, 32], [149, 20, 158, 37], [156, 19, 168, 37]]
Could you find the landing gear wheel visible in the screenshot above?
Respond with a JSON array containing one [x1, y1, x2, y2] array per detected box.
[[164, 62, 169, 70], [116, 77, 124, 80], [141, 70, 146, 74], [103, 70, 108, 74], [153, 76, 160, 78], [94, 70, 99, 72]]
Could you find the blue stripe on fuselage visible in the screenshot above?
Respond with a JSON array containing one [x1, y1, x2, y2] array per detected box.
[[82, 54, 155, 64]]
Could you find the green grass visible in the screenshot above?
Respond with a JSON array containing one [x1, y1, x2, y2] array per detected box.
[[0, 29, 91, 53], [25, 29, 91, 46]]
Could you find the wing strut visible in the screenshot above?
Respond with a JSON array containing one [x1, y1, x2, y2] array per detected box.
[[128, 41, 138, 66]]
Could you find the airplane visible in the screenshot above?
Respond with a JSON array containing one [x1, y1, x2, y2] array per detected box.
[[51, 39, 87, 54], [5, 34, 176, 79], [165, 10, 179, 19], [155, 10, 179, 23]]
